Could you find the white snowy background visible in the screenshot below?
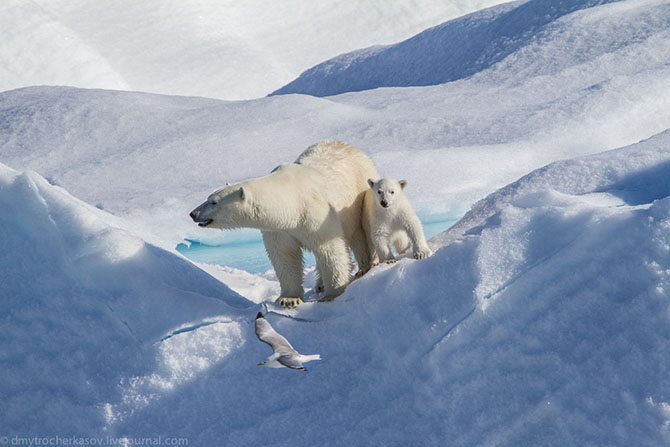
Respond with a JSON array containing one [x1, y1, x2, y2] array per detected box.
[[2, 0, 670, 445]]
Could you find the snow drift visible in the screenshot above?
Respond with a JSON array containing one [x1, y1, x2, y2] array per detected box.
[[273, 0, 670, 97], [0, 163, 251, 435]]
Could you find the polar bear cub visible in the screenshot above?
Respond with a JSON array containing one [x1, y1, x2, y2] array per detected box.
[[363, 178, 433, 265]]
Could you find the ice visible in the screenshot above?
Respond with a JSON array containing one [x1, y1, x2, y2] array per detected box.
[[175, 213, 455, 273]]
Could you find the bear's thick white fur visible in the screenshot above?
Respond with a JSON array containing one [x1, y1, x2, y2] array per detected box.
[[362, 178, 433, 265], [190, 140, 379, 307]]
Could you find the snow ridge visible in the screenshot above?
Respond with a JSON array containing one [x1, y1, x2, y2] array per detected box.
[[272, 0, 649, 97]]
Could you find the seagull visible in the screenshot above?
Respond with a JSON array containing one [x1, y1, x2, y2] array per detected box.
[[255, 312, 321, 371]]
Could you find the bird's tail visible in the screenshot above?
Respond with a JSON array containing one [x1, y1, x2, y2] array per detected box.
[[304, 354, 321, 362]]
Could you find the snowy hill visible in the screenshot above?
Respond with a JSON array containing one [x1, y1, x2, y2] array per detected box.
[[0, 163, 251, 434], [0, 0, 510, 100], [2, 132, 670, 444], [273, 0, 670, 97]]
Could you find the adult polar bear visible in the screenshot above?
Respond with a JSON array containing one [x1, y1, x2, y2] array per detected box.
[[190, 140, 380, 308]]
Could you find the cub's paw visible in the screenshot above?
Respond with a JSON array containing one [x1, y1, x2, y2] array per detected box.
[[354, 267, 370, 278], [413, 248, 433, 259], [384, 259, 398, 264], [277, 297, 304, 309]]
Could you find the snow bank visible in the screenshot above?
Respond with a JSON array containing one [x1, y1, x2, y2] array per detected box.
[[436, 129, 670, 246], [0, 0, 510, 100], [273, 0, 670, 97], [0, 163, 252, 435]]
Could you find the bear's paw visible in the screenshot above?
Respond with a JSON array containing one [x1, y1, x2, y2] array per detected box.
[[413, 247, 433, 259], [277, 297, 304, 309]]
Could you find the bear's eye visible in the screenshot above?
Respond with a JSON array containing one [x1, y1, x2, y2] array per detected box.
[[377, 190, 382, 195], [390, 191, 395, 194]]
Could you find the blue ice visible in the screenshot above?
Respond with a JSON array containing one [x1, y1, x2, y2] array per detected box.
[[177, 214, 458, 273]]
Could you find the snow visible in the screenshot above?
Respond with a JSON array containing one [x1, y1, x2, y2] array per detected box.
[[0, 163, 251, 435], [0, 0, 511, 100], [2, 0, 670, 444], [273, 0, 670, 96]]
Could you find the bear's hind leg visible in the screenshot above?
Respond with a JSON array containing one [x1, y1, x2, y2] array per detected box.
[[315, 238, 352, 302], [372, 233, 394, 264], [262, 230, 304, 308], [392, 231, 411, 256], [350, 224, 373, 277]]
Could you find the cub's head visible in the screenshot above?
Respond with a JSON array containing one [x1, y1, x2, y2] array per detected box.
[[367, 178, 407, 209], [189, 184, 253, 229]]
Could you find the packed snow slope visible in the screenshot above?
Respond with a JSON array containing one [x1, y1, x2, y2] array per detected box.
[[0, 0, 510, 100], [0, 162, 252, 435], [273, 0, 670, 96], [3, 131, 670, 444]]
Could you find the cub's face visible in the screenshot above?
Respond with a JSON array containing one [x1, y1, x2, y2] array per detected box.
[[189, 184, 251, 229], [368, 178, 406, 209]]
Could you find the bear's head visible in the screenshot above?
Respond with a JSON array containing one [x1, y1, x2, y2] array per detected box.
[[367, 178, 407, 210], [190, 184, 254, 229]]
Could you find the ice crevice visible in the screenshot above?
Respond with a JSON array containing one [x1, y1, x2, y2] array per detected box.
[[158, 319, 235, 343]]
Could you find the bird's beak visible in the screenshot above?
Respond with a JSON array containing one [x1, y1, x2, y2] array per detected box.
[[257, 362, 264, 366]]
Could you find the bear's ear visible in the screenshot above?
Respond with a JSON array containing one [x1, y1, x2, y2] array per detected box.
[[238, 187, 247, 200], [399, 180, 407, 190], [367, 178, 376, 188]]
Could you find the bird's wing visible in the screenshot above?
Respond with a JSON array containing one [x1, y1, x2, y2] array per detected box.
[[277, 354, 306, 370], [255, 313, 296, 355]]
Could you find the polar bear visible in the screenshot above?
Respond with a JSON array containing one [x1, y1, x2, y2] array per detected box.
[[362, 178, 433, 266], [189, 140, 379, 308]]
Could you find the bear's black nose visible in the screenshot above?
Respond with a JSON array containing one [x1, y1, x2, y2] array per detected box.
[[189, 210, 198, 221], [380, 200, 389, 208]]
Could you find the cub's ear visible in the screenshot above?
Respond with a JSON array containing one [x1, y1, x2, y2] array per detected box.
[[399, 180, 407, 190], [367, 178, 376, 188], [239, 187, 247, 200]]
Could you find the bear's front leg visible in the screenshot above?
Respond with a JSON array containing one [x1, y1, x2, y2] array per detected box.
[[262, 231, 305, 308], [404, 215, 433, 260]]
